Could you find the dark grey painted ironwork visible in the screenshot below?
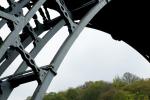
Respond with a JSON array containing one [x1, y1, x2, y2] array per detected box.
[[0, 0, 110, 99], [1, 0, 148, 100]]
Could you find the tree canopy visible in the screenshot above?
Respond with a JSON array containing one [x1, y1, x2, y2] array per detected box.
[[26, 72, 150, 100]]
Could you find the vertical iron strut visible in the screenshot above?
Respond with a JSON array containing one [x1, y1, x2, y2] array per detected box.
[[0, 0, 111, 99]]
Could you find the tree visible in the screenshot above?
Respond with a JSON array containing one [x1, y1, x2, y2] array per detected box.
[[123, 79, 150, 99], [26, 72, 147, 100], [99, 88, 130, 100], [122, 72, 141, 84], [80, 81, 111, 100], [113, 72, 141, 88], [65, 88, 79, 100], [113, 76, 126, 89], [43, 92, 67, 100]]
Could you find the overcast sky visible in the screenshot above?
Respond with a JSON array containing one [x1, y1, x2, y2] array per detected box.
[[1, 1, 150, 100], [6, 28, 150, 100]]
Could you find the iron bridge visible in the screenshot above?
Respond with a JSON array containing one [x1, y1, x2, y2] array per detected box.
[[0, 0, 149, 99]]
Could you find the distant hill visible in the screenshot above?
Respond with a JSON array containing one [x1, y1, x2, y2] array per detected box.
[[26, 72, 150, 100]]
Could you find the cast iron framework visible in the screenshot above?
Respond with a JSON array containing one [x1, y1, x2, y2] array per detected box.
[[0, 0, 111, 99]]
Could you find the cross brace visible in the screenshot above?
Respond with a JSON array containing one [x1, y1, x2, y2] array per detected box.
[[0, 0, 110, 99]]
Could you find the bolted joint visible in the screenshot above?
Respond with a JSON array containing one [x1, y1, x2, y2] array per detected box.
[[37, 69, 48, 84], [48, 65, 57, 76], [56, 0, 77, 33], [42, 65, 57, 76], [33, 37, 41, 47]]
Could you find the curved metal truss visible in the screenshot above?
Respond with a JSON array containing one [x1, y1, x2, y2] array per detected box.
[[0, 0, 149, 99], [0, 0, 111, 99]]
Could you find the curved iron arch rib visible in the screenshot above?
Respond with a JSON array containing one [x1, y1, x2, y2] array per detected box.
[[0, 0, 110, 99], [0, 0, 149, 100]]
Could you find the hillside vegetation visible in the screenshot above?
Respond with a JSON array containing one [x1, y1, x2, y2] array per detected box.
[[26, 72, 150, 100]]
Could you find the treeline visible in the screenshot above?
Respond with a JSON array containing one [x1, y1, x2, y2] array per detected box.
[[26, 72, 150, 100]]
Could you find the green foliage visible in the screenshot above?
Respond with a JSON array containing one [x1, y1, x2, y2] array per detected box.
[[123, 79, 150, 99], [65, 88, 79, 100], [99, 88, 130, 100], [26, 72, 150, 100], [79, 81, 112, 100], [113, 72, 141, 89], [42, 81, 112, 100], [122, 72, 141, 84], [44, 92, 67, 100], [113, 76, 126, 88]]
